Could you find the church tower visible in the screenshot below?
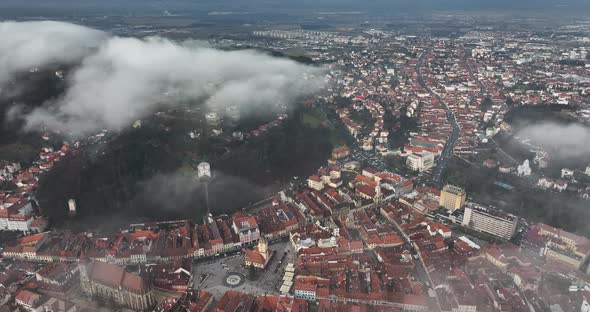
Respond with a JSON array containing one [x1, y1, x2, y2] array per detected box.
[[258, 238, 270, 261]]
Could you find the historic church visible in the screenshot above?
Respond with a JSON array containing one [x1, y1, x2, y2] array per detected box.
[[79, 260, 155, 311]]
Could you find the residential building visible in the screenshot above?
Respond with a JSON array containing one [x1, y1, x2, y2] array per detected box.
[[14, 290, 41, 311], [149, 260, 192, 292], [561, 168, 574, 179], [155, 290, 213, 312], [213, 290, 255, 312], [531, 224, 590, 271], [427, 222, 452, 239], [294, 276, 329, 301], [0, 200, 35, 232], [307, 175, 324, 191], [231, 214, 260, 246], [331, 145, 351, 159]]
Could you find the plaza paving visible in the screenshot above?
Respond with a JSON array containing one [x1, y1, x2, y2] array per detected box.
[[192, 240, 297, 300]]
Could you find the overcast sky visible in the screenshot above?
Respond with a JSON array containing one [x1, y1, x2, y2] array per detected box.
[[0, 0, 588, 16]]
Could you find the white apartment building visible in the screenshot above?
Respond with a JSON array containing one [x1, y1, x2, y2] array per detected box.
[[462, 203, 518, 240]]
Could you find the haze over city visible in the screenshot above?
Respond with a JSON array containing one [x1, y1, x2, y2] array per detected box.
[[0, 1, 589, 312]]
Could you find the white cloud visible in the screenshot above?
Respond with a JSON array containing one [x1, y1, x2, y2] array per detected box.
[[1, 21, 325, 137], [516, 122, 590, 160], [0, 21, 106, 86]]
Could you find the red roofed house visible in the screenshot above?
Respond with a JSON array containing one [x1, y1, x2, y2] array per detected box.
[[307, 175, 324, 191], [0, 199, 35, 232], [356, 184, 378, 201], [150, 259, 192, 292], [332, 145, 351, 159], [232, 213, 260, 246], [155, 290, 213, 312], [294, 276, 330, 301], [214, 290, 255, 312], [14, 289, 41, 310], [361, 167, 380, 179], [427, 223, 452, 239]]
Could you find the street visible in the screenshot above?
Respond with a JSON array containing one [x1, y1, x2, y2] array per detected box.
[[416, 50, 462, 187]]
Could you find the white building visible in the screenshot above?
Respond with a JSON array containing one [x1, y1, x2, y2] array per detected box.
[[0, 200, 35, 232], [0, 162, 21, 181], [537, 177, 554, 189], [427, 223, 452, 239], [554, 180, 568, 192], [517, 159, 532, 177], [561, 168, 574, 179], [462, 203, 519, 240], [406, 151, 435, 172], [197, 162, 211, 179], [307, 176, 324, 191], [68, 199, 77, 217]]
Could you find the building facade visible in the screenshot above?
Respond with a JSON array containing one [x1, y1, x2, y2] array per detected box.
[[332, 145, 351, 159], [439, 185, 466, 211], [0, 200, 35, 232], [231, 215, 260, 246], [462, 203, 518, 240], [307, 176, 324, 191], [406, 151, 434, 172], [244, 238, 271, 269]]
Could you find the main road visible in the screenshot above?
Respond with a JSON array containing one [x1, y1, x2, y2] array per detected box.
[[462, 50, 486, 104], [416, 50, 461, 186]]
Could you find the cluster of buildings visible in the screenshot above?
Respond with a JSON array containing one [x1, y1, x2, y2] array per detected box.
[[3, 167, 590, 311], [1, 251, 193, 311], [304, 164, 414, 219], [0, 144, 73, 233], [287, 205, 434, 310], [326, 47, 402, 156], [3, 215, 265, 265], [5, 21, 590, 312]]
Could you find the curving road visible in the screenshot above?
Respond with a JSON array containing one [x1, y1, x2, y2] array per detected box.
[[416, 50, 461, 186]]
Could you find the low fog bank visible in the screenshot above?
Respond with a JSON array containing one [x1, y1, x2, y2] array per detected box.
[[132, 171, 277, 219], [515, 121, 590, 167], [0, 21, 325, 138]]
